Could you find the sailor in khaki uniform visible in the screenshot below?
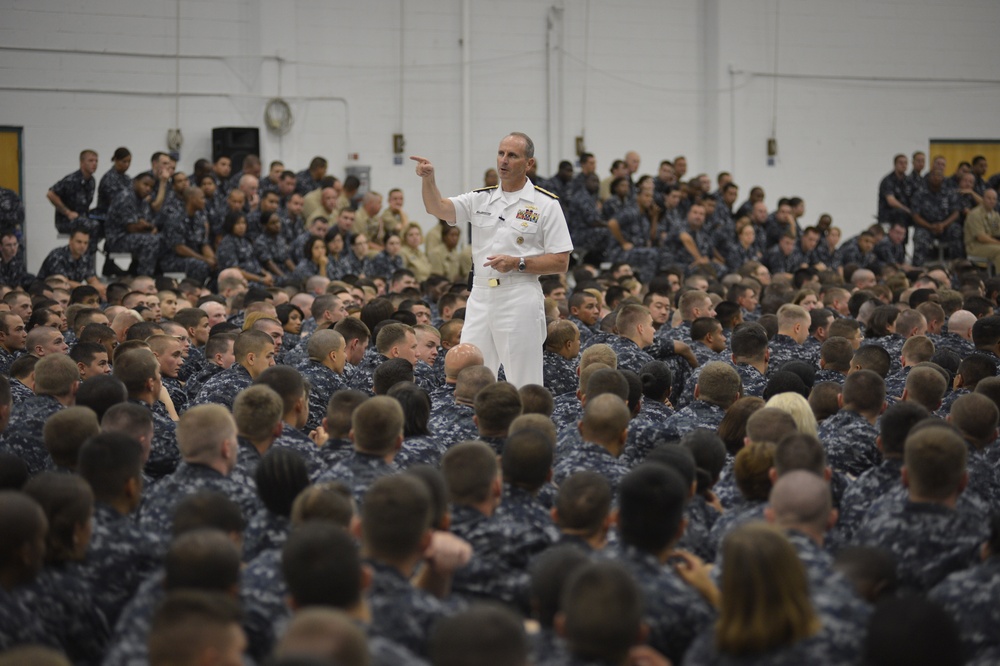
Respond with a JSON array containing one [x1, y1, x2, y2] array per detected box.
[[411, 132, 573, 387]]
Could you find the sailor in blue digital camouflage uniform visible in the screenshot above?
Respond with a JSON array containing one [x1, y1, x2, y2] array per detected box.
[[318, 397, 402, 505], [412, 132, 573, 388], [553, 394, 631, 497], [192, 330, 275, 410], [541, 320, 580, 398], [105, 172, 163, 274], [47, 149, 101, 245], [816, 370, 885, 478], [853, 425, 989, 593], [604, 304, 656, 375], [138, 405, 261, 539]]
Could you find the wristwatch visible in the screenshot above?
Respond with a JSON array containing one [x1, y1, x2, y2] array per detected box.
[[518, 257, 526, 272]]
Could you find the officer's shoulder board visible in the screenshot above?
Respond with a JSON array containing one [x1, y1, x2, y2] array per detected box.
[[472, 185, 499, 193], [534, 185, 559, 200]]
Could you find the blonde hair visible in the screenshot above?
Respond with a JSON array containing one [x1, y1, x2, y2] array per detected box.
[[765, 392, 819, 438], [716, 523, 820, 655]]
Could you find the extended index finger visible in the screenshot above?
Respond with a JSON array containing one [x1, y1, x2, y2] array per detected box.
[[409, 155, 429, 164]]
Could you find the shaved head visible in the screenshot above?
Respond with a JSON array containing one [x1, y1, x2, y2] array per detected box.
[[768, 470, 832, 533]]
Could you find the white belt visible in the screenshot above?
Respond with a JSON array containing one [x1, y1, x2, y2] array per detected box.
[[471, 274, 539, 288]]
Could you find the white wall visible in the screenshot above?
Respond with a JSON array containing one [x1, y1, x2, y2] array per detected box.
[[1, 0, 999, 270]]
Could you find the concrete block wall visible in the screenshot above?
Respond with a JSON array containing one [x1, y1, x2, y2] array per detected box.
[[1, 0, 998, 270]]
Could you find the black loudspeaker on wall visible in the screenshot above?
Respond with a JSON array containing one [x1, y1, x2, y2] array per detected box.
[[212, 127, 261, 168]]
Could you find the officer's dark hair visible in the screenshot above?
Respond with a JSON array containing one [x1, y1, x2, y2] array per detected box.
[[691, 316, 721, 342], [149, 591, 244, 666], [773, 433, 826, 476], [78, 433, 143, 503], [501, 428, 553, 493], [325, 390, 369, 439], [164, 529, 241, 592], [559, 562, 643, 664], [0, 454, 29, 491], [474, 382, 522, 436], [430, 604, 528, 666], [23, 472, 93, 564], [373, 358, 413, 395], [555, 471, 611, 534], [361, 475, 431, 562], [639, 361, 672, 403], [620, 369, 642, 415], [256, 449, 310, 518], [282, 522, 362, 609], [972, 315, 1000, 349], [171, 491, 246, 538], [730, 322, 768, 361], [645, 444, 696, 491], [820, 336, 853, 372], [0, 491, 46, 570], [877, 402, 929, 456], [42, 406, 99, 470], [851, 345, 891, 379], [957, 353, 997, 389], [617, 464, 687, 554], [253, 365, 307, 414], [518, 384, 554, 417], [585, 368, 629, 401], [681, 429, 728, 492], [832, 545, 898, 603], [529, 546, 590, 629], [863, 596, 962, 666], [405, 466, 449, 531], [763, 371, 809, 401], [69, 341, 107, 367], [442, 441, 497, 505]]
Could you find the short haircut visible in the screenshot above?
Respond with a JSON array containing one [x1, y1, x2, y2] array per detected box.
[[442, 441, 498, 505], [878, 401, 930, 456], [901, 335, 934, 364], [949, 393, 999, 447], [33, 354, 80, 397], [69, 341, 107, 367], [23, 472, 93, 563], [255, 448, 310, 517], [148, 591, 244, 666], [8, 354, 37, 382], [361, 474, 431, 561], [617, 464, 687, 554], [529, 546, 591, 629], [351, 396, 403, 455], [281, 521, 362, 609], [325, 389, 369, 439], [695, 361, 742, 408], [232, 385, 284, 440], [957, 353, 997, 389], [580, 343, 618, 370], [545, 320, 579, 351], [111, 348, 158, 394], [555, 471, 612, 534], [474, 382, 522, 435], [290, 482, 354, 528], [904, 366, 947, 411], [842, 369, 886, 412], [42, 407, 100, 469], [853, 345, 891, 378], [615, 304, 650, 336], [820, 336, 853, 372], [173, 307, 208, 331], [171, 492, 245, 538], [518, 384, 554, 416], [101, 401, 154, 438], [455, 365, 496, 402], [233, 329, 273, 362], [904, 426, 967, 500], [164, 529, 241, 592], [730, 323, 769, 361], [77, 433, 144, 503], [176, 405, 235, 462], [583, 367, 628, 402], [373, 358, 414, 395], [375, 322, 413, 355], [745, 407, 798, 445], [558, 562, 643, 664], [307, 329, 345, 361], [254, 365, 307, 414], [773, 433, 827, 476], [430, 604, 529, 666], [690, 316, 722, 342], [501, 428, 553, 492], [204, 332, 238, 360], [972, 315, 1000, 348]]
